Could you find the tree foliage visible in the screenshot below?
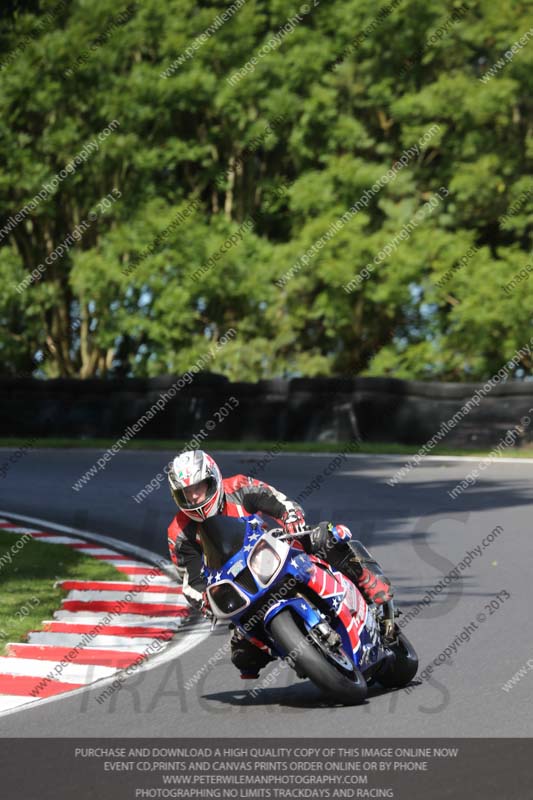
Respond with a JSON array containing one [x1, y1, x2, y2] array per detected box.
[[0, 0, 531, 380]]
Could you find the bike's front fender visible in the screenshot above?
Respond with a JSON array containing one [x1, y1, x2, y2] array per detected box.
[[263, 596, 322, 633]]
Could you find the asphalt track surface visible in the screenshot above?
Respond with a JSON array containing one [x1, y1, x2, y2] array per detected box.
[[0, 447, 532, 737]]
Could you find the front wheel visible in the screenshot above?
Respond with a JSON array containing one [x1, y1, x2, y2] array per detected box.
[[269, 609, 367, 705]]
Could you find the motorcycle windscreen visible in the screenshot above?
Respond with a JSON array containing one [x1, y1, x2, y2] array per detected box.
[[198, 515, 247, 570]]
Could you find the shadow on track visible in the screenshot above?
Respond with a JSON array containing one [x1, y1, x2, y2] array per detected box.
[[200, 679, 417, 711]]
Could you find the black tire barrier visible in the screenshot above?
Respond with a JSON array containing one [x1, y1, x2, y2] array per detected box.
[[1, 373, 532, 447]]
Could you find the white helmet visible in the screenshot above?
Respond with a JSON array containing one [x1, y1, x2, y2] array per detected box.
[[168, 450, 223, 522]]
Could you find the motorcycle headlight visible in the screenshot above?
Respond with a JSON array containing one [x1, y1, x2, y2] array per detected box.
[[207, 582, 248, 617], [249, 540, 281, 585]]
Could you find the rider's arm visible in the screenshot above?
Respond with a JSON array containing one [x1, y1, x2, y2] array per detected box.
[[232, 476, 304, 522], [167, 515, 205, 606]]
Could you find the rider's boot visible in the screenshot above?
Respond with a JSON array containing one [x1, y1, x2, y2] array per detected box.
[[230, 630, 274, 679]]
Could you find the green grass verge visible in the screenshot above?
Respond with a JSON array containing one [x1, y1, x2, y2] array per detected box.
[[0, 530, 120, 656], [1, 436, 533, 458]]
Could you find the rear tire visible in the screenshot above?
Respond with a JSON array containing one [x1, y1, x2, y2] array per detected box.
[[269, 609, 367, 705], [377, 631, 418, 688]]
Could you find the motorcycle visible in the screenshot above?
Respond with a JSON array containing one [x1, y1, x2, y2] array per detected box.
[[199, 515, 418, 705]]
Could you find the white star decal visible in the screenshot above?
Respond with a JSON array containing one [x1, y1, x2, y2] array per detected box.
[[248, 532, 260, 542], [243, 544, 253, 552], [206, 573, 214, 585], [215, 571, 222, 582], [290, 558, 300, 568]]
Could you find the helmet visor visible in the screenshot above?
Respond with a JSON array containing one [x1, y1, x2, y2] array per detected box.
[[172, 477, 218, 511]]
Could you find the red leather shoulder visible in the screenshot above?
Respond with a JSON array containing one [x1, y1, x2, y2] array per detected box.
[[223, 474, 250, 494]]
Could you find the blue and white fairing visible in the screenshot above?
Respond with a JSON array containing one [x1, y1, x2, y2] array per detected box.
[[200, 515, 388, 673]]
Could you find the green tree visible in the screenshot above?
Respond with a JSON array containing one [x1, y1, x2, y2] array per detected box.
[[0, 0, 530, 380]]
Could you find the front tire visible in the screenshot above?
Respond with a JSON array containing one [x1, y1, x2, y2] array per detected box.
[[269, 609, 367, 705]]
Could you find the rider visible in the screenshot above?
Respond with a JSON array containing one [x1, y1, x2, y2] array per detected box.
[[167, 449, 392, 679]]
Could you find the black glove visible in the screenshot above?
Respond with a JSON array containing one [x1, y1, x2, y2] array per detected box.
[[307, 521, 332, 555]]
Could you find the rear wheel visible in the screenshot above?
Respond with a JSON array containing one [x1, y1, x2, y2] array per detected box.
[[377, 630, 418, 688], [269, 609, 367, 705]]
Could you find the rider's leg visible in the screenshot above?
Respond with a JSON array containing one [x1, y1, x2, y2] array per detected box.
[[330, 538, 393, 605], [310, 523, 393, 605]]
